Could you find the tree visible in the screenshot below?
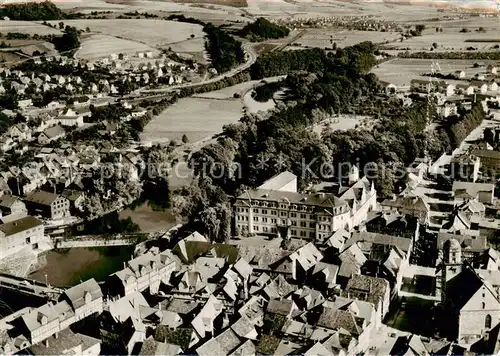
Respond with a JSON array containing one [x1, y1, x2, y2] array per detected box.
[[0, 2, 65, 20], [181, 134, 189, 143], [58, 21, 64, 29], [51, 26, 80, 52], [203, 23, 244, 73], [239, 17, 290, 41], [85, 26, 91, 32], [142, 176, 170, 211], [415, 24, 425, 35], [432, 42, 438, 49]]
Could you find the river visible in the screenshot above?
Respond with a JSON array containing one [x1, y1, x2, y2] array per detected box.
[[29, 246, 134, 287]]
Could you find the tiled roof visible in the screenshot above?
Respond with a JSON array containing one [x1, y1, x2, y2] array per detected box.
[[343, 275, 389, 307], [257, 171, 297, 191], [63, 278, 102, 310]]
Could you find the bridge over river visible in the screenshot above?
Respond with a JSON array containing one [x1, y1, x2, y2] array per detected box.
[[0, 273, 64, 301]]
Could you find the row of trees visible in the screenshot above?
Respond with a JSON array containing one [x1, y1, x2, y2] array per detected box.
[[165, 14, 205, 26], [398, 51, 500, 60], [203, 23, 245, 73], [444, 103, 487, 149], [180, 71, 251, 97]]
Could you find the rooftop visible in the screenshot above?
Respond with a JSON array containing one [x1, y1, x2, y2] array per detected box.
[[258, 171, 297, 191], [63, 278, 102, 310], [0, 216, 42, 237], [24, 190, 61, 206]]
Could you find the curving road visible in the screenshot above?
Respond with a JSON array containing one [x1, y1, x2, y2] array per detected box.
[[138, 42, 258, 94]]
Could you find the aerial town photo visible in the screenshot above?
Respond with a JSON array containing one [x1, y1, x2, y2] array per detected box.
[[1, 0, 500, 354]]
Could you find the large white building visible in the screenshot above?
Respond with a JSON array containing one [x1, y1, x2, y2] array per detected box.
[[0, 215, 44, 257], [234, 171, 376, 243]]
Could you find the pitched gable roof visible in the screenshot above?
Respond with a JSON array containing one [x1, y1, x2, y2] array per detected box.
[[445, 266, 499, 311]]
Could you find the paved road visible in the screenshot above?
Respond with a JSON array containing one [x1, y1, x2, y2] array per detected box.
[[138, 42, 258, 94], [0, 273, 64, 297]]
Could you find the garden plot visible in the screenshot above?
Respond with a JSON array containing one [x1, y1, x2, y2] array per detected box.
[[372, 58, 497, 87], [52, 19, 204, 50], [75, 33, 158, 60], [140, 97, 242, 144], [292, 29, 400, 49], [0, 21, 62, 35]]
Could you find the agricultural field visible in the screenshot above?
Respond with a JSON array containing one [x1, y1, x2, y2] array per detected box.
[[246, 0, 444, 20], [0, 20, 62, 35], [0, 51, 25, 66], [75, 33, 158, 60], [383, 29, 500, 52], [288, 29, 400, 49], [381, 17, 500, 52], [372, 58, 497, 86], [49, 19, 205, 51], [140, 97, 243, 145]]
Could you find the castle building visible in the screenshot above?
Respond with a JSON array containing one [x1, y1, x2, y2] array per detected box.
[[233, 171, 376, 243]]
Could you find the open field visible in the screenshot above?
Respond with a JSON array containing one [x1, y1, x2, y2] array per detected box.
[[311, 114, 371, 135], [168, 37, 206, 53], [49, 19, 204, 50], [383, 28, 500, 52], [140, 96, 243, 144], [0, 51, 25, 65], [243, 90, 276, 113], [288, 29, 400, 49], [0, 21, 62, 35], [75, 33, 158, 60], [372, 58, 498, 86]]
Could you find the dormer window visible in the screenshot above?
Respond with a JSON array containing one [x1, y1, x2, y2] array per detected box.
[[85, 291, 92, 304], [37, 312, 48, 325]]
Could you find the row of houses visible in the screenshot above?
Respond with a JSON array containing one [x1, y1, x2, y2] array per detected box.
[[410, 78, 500, 96]]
